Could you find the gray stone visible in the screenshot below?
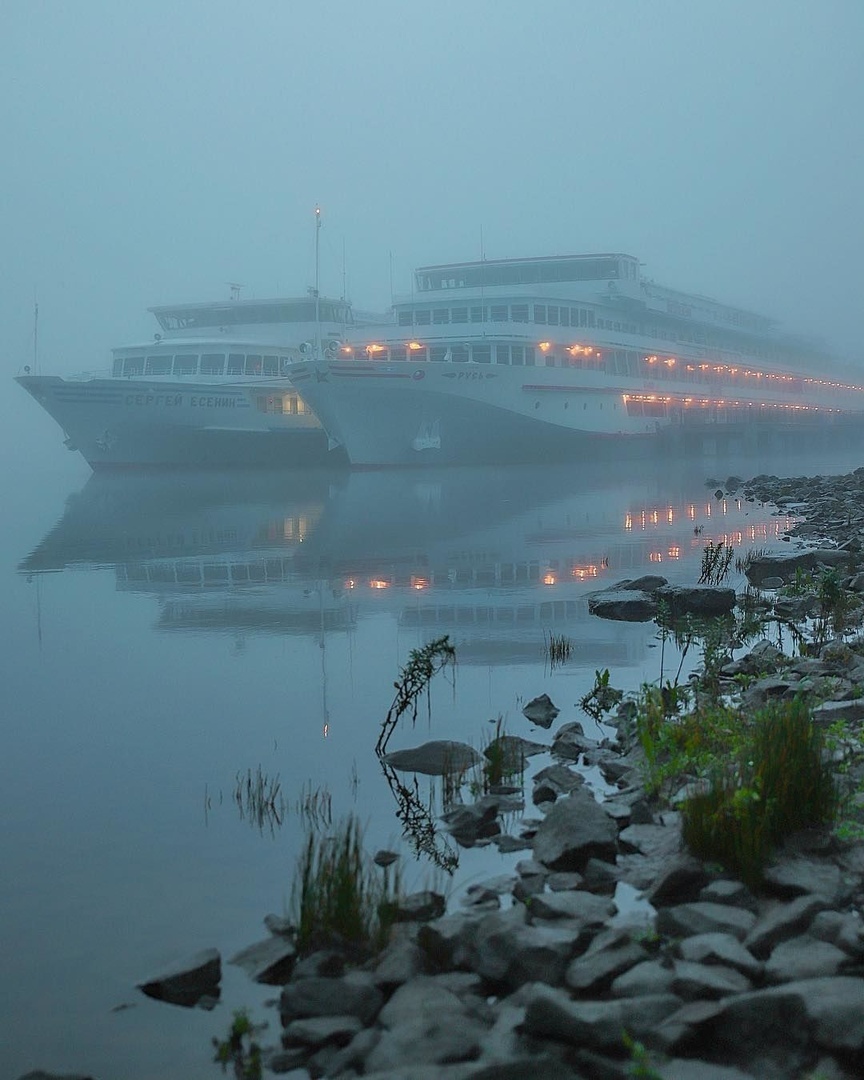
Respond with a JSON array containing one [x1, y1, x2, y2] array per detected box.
[[383, 740, 482, 775], [809, 909, 864, 956], [282, 1014, 363, 1048], [565, 938, 649, 993], [522, 693, 560, 728], [610, 958, 677, 997], [654, 584, 737, 617], [670, 959, 752, 999], [743, 894, 828, 959], [675, 932, 764, 979], [588, 589, 658, 622], [137, 947, 221, 1008], [761, 857, 851, 905], [698, 879, 758, 912], [532, 787, 618, 871], [527, 889, 616, 924], [394, 891, 446, 923], [472, 908, 581, 988], [655, 902, 757, 941], [764, 936, 849, 983], [657, 1062, 759, 1080], [522, 982, 683, 1052], [646, 854, 710, 908], [280, 973, 383, 1027], [229, 935, 297, 984]]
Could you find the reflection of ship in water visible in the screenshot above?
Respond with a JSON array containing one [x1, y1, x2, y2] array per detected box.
[[20, 460, 793, 662]]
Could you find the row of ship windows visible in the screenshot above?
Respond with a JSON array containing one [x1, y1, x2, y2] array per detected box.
[[397, 304, 601, 329], [255, 394, 310, 415], [113, 352, 293, 377]]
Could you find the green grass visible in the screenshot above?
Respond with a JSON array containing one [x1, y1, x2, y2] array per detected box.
[[681, 697, 840, 887], [291, 815, 402, 957]]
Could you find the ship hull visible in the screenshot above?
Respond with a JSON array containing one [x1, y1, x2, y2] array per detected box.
[[290, 359, 864, 467], [16, 375, 343, 469]]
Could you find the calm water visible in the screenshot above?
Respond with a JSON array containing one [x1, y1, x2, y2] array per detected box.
[[4, 407, 864, 1077]]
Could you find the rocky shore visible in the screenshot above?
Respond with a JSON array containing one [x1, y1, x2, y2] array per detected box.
[[21, 467, 864, 1080]]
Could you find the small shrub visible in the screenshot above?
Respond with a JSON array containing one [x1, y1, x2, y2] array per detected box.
[[213, 1009, 264, 1080], [291, 815, 401, 957], [682, 697, 840, 887], [699, 541, 735, 585]]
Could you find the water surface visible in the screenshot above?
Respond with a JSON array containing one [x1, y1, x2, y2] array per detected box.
[[4, 417, 863, 1078]]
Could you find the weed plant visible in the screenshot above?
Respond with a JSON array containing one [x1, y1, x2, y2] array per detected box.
[[545, 632, 572, 669], [376, 636, 456, 754], [291, 815, 402, 957], [681, 697, 840, 887], [580, 667, 624, 722], [699, 540, 735, 586], [213, 1008, 264, 1080]]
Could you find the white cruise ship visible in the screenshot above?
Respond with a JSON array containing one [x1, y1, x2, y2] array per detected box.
[[288, 252, 864, 466], [16, 292, 386, 469]]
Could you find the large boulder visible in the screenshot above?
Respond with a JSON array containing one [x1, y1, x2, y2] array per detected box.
[[532, 787, 619, 871], [137, 947, 221, 1008]]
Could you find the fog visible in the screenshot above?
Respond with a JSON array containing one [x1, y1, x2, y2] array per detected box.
[[2, 0, 863, 377]]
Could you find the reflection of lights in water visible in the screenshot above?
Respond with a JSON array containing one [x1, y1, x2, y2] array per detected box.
[[543, 572, 556, 585], [624, 513, 633, 531], [667, 546, 680, 559], [571, 565, 599, 579], [687, 504, 696, 520], [323, 723, 329, 739], [369, 579, 390, 590], [411, 576, 429, 590], [667, 508, 674, 524], [649, 552, 662, 563], [344, 578, 356, 589]]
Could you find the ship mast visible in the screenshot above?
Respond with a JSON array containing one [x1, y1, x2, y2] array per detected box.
[[314, 205, 322, 360]]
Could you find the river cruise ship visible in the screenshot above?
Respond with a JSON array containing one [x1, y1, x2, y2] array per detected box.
[[289, 253, 864, 466], [16, 293, 385, 469]]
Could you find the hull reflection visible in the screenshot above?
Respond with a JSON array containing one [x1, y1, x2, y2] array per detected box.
[[21, 459, 794, 666]]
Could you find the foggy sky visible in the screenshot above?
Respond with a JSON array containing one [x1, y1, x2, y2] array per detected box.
[[2, 0, 863, 374]]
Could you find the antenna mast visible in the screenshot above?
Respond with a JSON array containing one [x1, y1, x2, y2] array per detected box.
[[314, 205, 322, 360]]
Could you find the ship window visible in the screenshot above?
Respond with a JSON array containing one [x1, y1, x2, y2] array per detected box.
[[433, 308, 450, 324], [470, 306, 486, 322], [262, 355, 279, 375], [559, 307, 570, 327], [579, 309, 587, 327], [430, 346, 448, 362], [397, 310, 413, 326], [496, 345, 510, 365], [472, 344, 491, 364], [173, 354, 197, 375], [511, 346, 525, 366], [123, 356, 146, 376], [415, 310, 431, 325], [534, 305, 547, 324], [587, 311, 596, 328], [200, 353, 225, 375], [525, 346, 535, 366], [145, 355, 171, 375], [245, 354, 263, 374], [112, 358, 122, 376], [451, 344, 468, 363], [511, 304, 529, 322], [548, 306, 559, 326], [227, 353, 245, 375], [491, 305, 508, 322], [451, 307, 468, 323]]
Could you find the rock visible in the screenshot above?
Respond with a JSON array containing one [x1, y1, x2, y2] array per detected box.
[[394, 891, 446, 923], [280, 973, 384, 1027], [588, 589, 658, 622], [532, 788, 619, 871], [566, 935, 649, 994], [526, 890, 616, 924], [654, 585, 737, 617], [763, 936, 849, 983], [674, 932, 764, 980], [383, 740, 481, 775], [655, 902, 757, 941], [229, 935, 297, 984], [743, 894, 828, 959], [745, 548, 850, 586], [137, 947, 221, 1008], [441, 796, 502, 846], [522, 982, 683, 1053], [646, 854, 711, 907], [282, 1014, 363, 1048], [761, 856, 852, 905], [521, 693, 560, 728]]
